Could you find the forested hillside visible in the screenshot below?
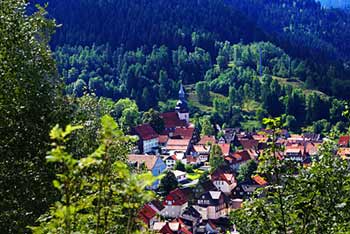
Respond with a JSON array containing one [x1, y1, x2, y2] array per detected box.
[[32, 0, 350, 131], [32, 0, 350, 99], [34, 0, 265, 52]]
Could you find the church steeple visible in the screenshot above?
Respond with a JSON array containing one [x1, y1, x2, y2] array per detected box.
[[175, 83, 189, 124], [179, 83, 185, 100]]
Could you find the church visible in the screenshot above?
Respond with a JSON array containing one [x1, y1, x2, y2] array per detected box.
[[175, 84, 190, 124]]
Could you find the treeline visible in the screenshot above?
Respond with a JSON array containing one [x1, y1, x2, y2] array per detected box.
[[33, 0, 264, 53]]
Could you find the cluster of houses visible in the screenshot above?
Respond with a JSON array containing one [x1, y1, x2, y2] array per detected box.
[[127, 85, 334, 233]]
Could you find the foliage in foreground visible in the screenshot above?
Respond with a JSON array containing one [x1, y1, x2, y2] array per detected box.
[[0, 1, 66, 232], [31, 115, 155, 234], [231, 118, 350, 233]]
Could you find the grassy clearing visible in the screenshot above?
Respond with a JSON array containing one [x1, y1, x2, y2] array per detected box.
[[187, 169, 204, 181], [242, 99, 261, 114], [241, 120, 262, 131], [272, 76, 328, 98], [185, 84, 227, 114]]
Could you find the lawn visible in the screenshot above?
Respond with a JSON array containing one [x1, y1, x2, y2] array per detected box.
[[187, 169, 204, 181]]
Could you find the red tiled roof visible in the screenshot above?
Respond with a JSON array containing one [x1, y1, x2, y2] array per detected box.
[[160, 223, 175, 234], [160, 112, 187, 129], [164, 155, 177, 162], [339, 136, 350, 146], [211, 169, 236, 185], [193, 144, 210, 154], [232, 150, 251, 163], [252, 175, 268, 186], [134, 124, 158, 141], [167, 139, 191, 146], [198, 136, 216, 145], [252, 134, 268, 142], [138, 204, 157, 225], [239, 139, 258, 150], [163, 188, 188, 206], [150, 199, 165, 212], [285, 144, 305, 155], [186, 155, 200, 164], [218, 143, 230, 156], [166, 139, 191, 152], [174, 127, 195, 139]]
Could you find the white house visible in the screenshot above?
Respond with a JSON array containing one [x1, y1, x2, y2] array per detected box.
[[172, 170, 187, 183], [211, 168, 237, 195], [164, 155, 177, 169], [163, 188, 189, 218], [134, 124, 159, 154], [195, 191, 228, 220]]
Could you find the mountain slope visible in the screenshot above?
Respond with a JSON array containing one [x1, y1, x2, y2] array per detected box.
[[33, 0, 265, 51], [226, 0, 350, 62]]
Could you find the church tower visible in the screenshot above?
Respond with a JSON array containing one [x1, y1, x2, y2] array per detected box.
[[175, 83, 189, 124]]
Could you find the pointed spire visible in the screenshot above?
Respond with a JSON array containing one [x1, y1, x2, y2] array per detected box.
[[179, 82, 185, 100]]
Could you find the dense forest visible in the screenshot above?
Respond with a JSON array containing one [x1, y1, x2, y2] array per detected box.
[[30, 0, 350, 132], [32, 0, 350, 98], [55, 42, 349, 134]]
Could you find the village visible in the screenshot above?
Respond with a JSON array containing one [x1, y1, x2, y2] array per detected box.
[[127, 85, 350, 234]]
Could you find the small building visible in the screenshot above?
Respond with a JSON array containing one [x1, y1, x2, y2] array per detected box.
[[218, 143, 231, 156], [173, 170, 187, 183], [192, 144, 210, 162], [180, 206, 202, 233], [164, 155, 177, 169], [138, 204, 158, 228], [229, 150, 254, 171], [339, 136, 350, 147], [163, 188, 189, 218], [133, 124, 159, 154], [337, 147, 350, 160], [195, 191, 229, 220], [211, 167, 237, 195], [166, 138, 191, 154], [128, 154, 166, 189], [160, 112, 187, 134], [285, 147, 304, 162], [198, 135, 216, 146], [232, 176, 267, 199]]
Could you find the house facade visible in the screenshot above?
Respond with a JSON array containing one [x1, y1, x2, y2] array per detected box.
[[211, 167, 237, 195], [128, 154, 166, 189], [133, 124, 159, 153], [195, 191, 228, 220], [163, 188, 189, 218]]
